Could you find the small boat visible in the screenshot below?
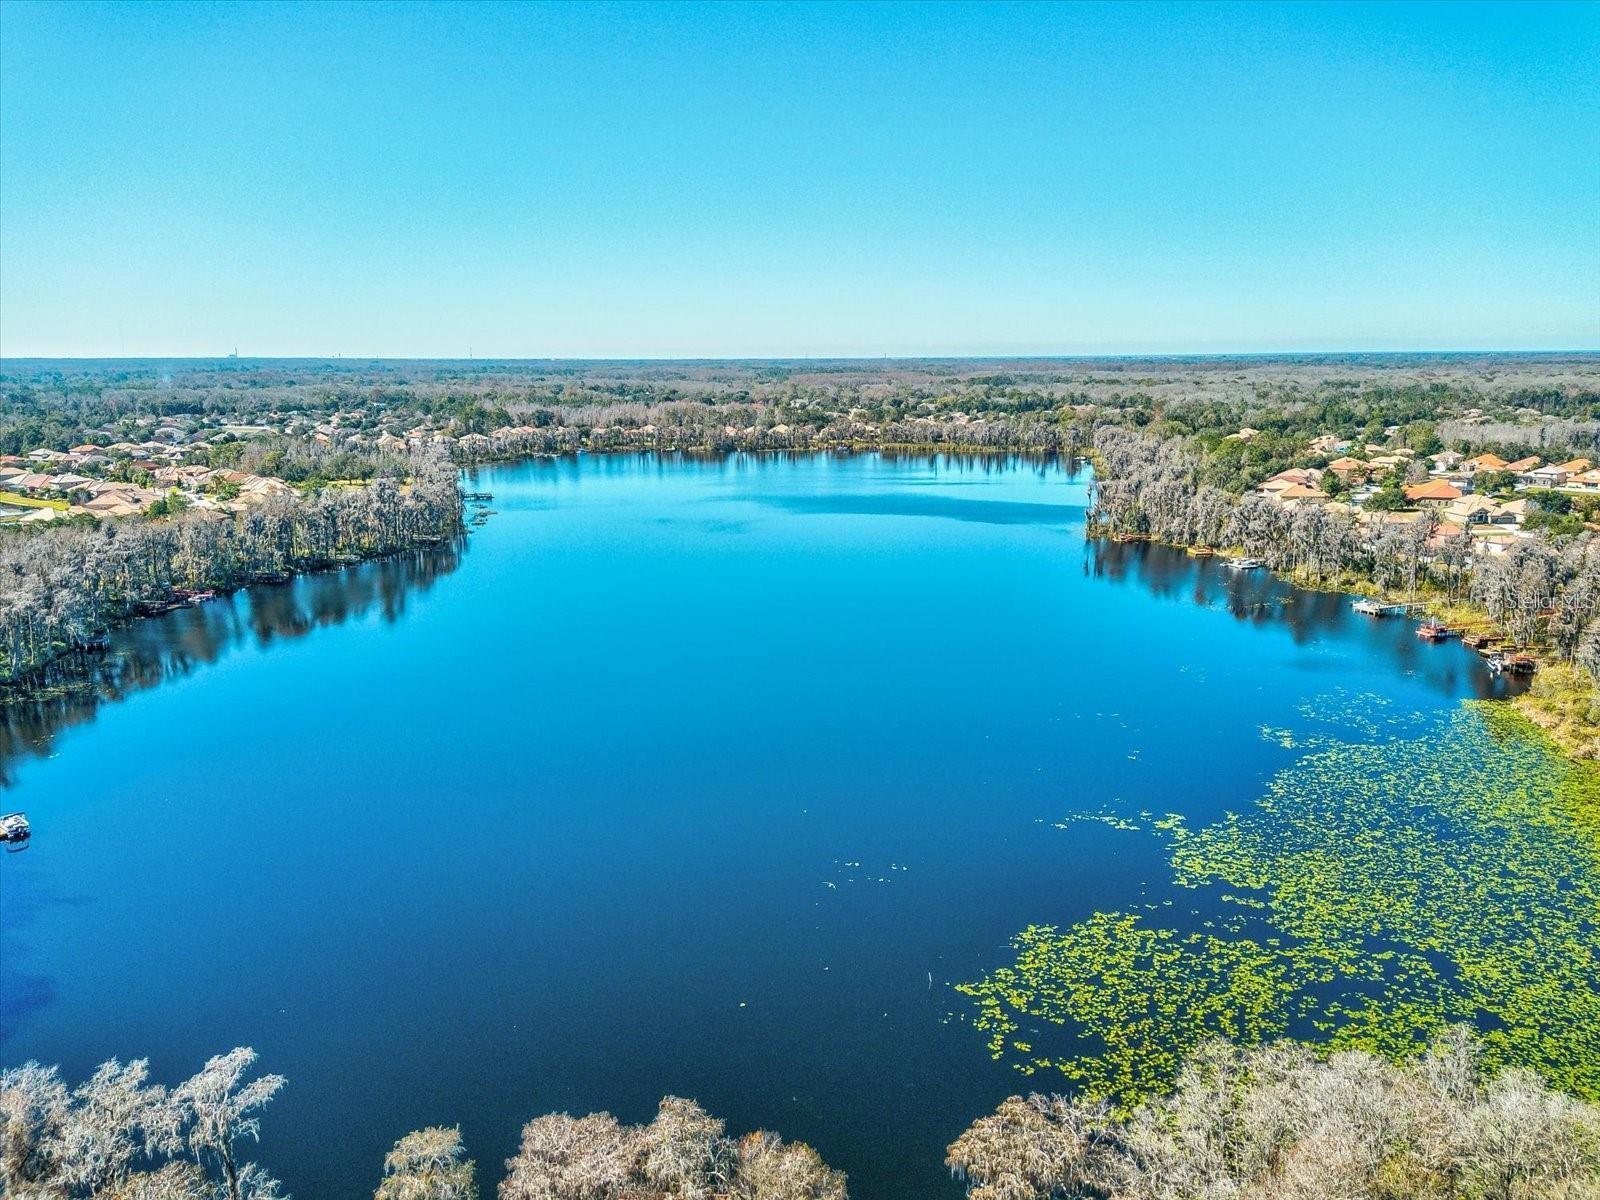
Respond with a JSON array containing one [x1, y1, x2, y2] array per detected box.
[[1, 812, 30, 847], [1491, 653, 1536, 675], [1224, 557, 1264, 571], [1416, 621, 1458, 641]]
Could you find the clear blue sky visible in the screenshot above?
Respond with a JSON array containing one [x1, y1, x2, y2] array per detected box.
[[1, 0, 1596, 358]]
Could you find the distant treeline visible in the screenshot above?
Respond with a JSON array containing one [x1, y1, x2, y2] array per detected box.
[[0, 453, 462, 686], [449, 404, 1083, 462], [5, 1027, 1595, 1199], [5, 356, 1598, 455]]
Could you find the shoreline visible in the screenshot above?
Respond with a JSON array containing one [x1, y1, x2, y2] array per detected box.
[[0, 537, 462, 708], [1090, 528, 1597, 762]]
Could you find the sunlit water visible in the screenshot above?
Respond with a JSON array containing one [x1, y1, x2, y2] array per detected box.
[[0, 453, 1539, 1197]]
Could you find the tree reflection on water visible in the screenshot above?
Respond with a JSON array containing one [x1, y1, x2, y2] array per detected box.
[[0, 540, 464, 784]]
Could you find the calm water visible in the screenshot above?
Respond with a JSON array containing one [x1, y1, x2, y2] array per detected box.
[[0, 453, 1520, 1197]]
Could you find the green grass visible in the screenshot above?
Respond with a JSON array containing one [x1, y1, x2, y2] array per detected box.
[[0, 490, 69, 510]]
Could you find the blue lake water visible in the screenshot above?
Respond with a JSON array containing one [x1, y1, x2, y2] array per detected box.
[[0, 453, 1520, 1196]]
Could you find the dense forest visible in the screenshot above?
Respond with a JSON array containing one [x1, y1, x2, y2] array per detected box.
[[6, 1028, 1595, 1199]]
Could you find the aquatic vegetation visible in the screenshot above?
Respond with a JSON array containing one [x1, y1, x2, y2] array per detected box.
[[957, 701, 1600, 1104]]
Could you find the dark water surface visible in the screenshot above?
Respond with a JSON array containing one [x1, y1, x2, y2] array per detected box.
[[0, 454, 1519, 1197]]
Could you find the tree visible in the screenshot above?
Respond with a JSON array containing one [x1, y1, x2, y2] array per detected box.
[[376, 1127, 477, 1200], [947, 1029, 1600, 1200], [170, 1049, 285, 1200]]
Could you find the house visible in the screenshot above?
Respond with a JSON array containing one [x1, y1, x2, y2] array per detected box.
[[1275, 484, 1330, 509], [1309, 434, 1350, 454], [1426, 520, 1468, 551], [1570, 469, 1600, 492], [1445, 495, 1504, 526], [1505, 456, 1542, 474], [1463, 453, 1510, 474], [1528, 463, 1575, 487], [82, 494, 145, 517], [1473, 531, 1522, 556], [1265, 467, 1324, 487], [1497, 498, 1535, 526], [1430, 450, 1465, 471], [1327, 456, 1369, 481], [1404, 480, 1463, 505]]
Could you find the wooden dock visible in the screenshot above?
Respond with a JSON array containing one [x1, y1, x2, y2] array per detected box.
[[1352, 598, 1424, 617]]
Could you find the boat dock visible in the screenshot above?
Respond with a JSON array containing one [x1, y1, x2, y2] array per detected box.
[[1352, 598, 1424, 617], [1416, 621, 1460, 642]]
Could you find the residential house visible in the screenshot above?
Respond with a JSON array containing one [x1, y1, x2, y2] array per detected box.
[[1276, 484, 1329, 509], [1327, 456, 1368, 482], [1444, 495, 1503, 526], [1497, 498, 1535, 526], [1528, 462, 1579, 488], [1463, 453, 1511, 474], [1404, 480, 1463, 506]]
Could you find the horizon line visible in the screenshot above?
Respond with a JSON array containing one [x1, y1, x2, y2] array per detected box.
[[4, 347, 1599, 366]]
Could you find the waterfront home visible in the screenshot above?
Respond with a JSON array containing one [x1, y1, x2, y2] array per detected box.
[[1463, 453, 1511, 474], [1473, 531, 1522, 556], [1265, 467, 1324, 487], [1426, 519, 1467, 550], [1276, 484, 1330, 509]]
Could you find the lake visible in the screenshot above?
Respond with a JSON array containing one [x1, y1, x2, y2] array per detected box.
[[5, 451, 1591, 1198]]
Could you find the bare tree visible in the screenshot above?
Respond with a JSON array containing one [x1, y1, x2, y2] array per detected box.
[[376, 1128, 477, 1200], [170, 1050, 284, 1200]]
